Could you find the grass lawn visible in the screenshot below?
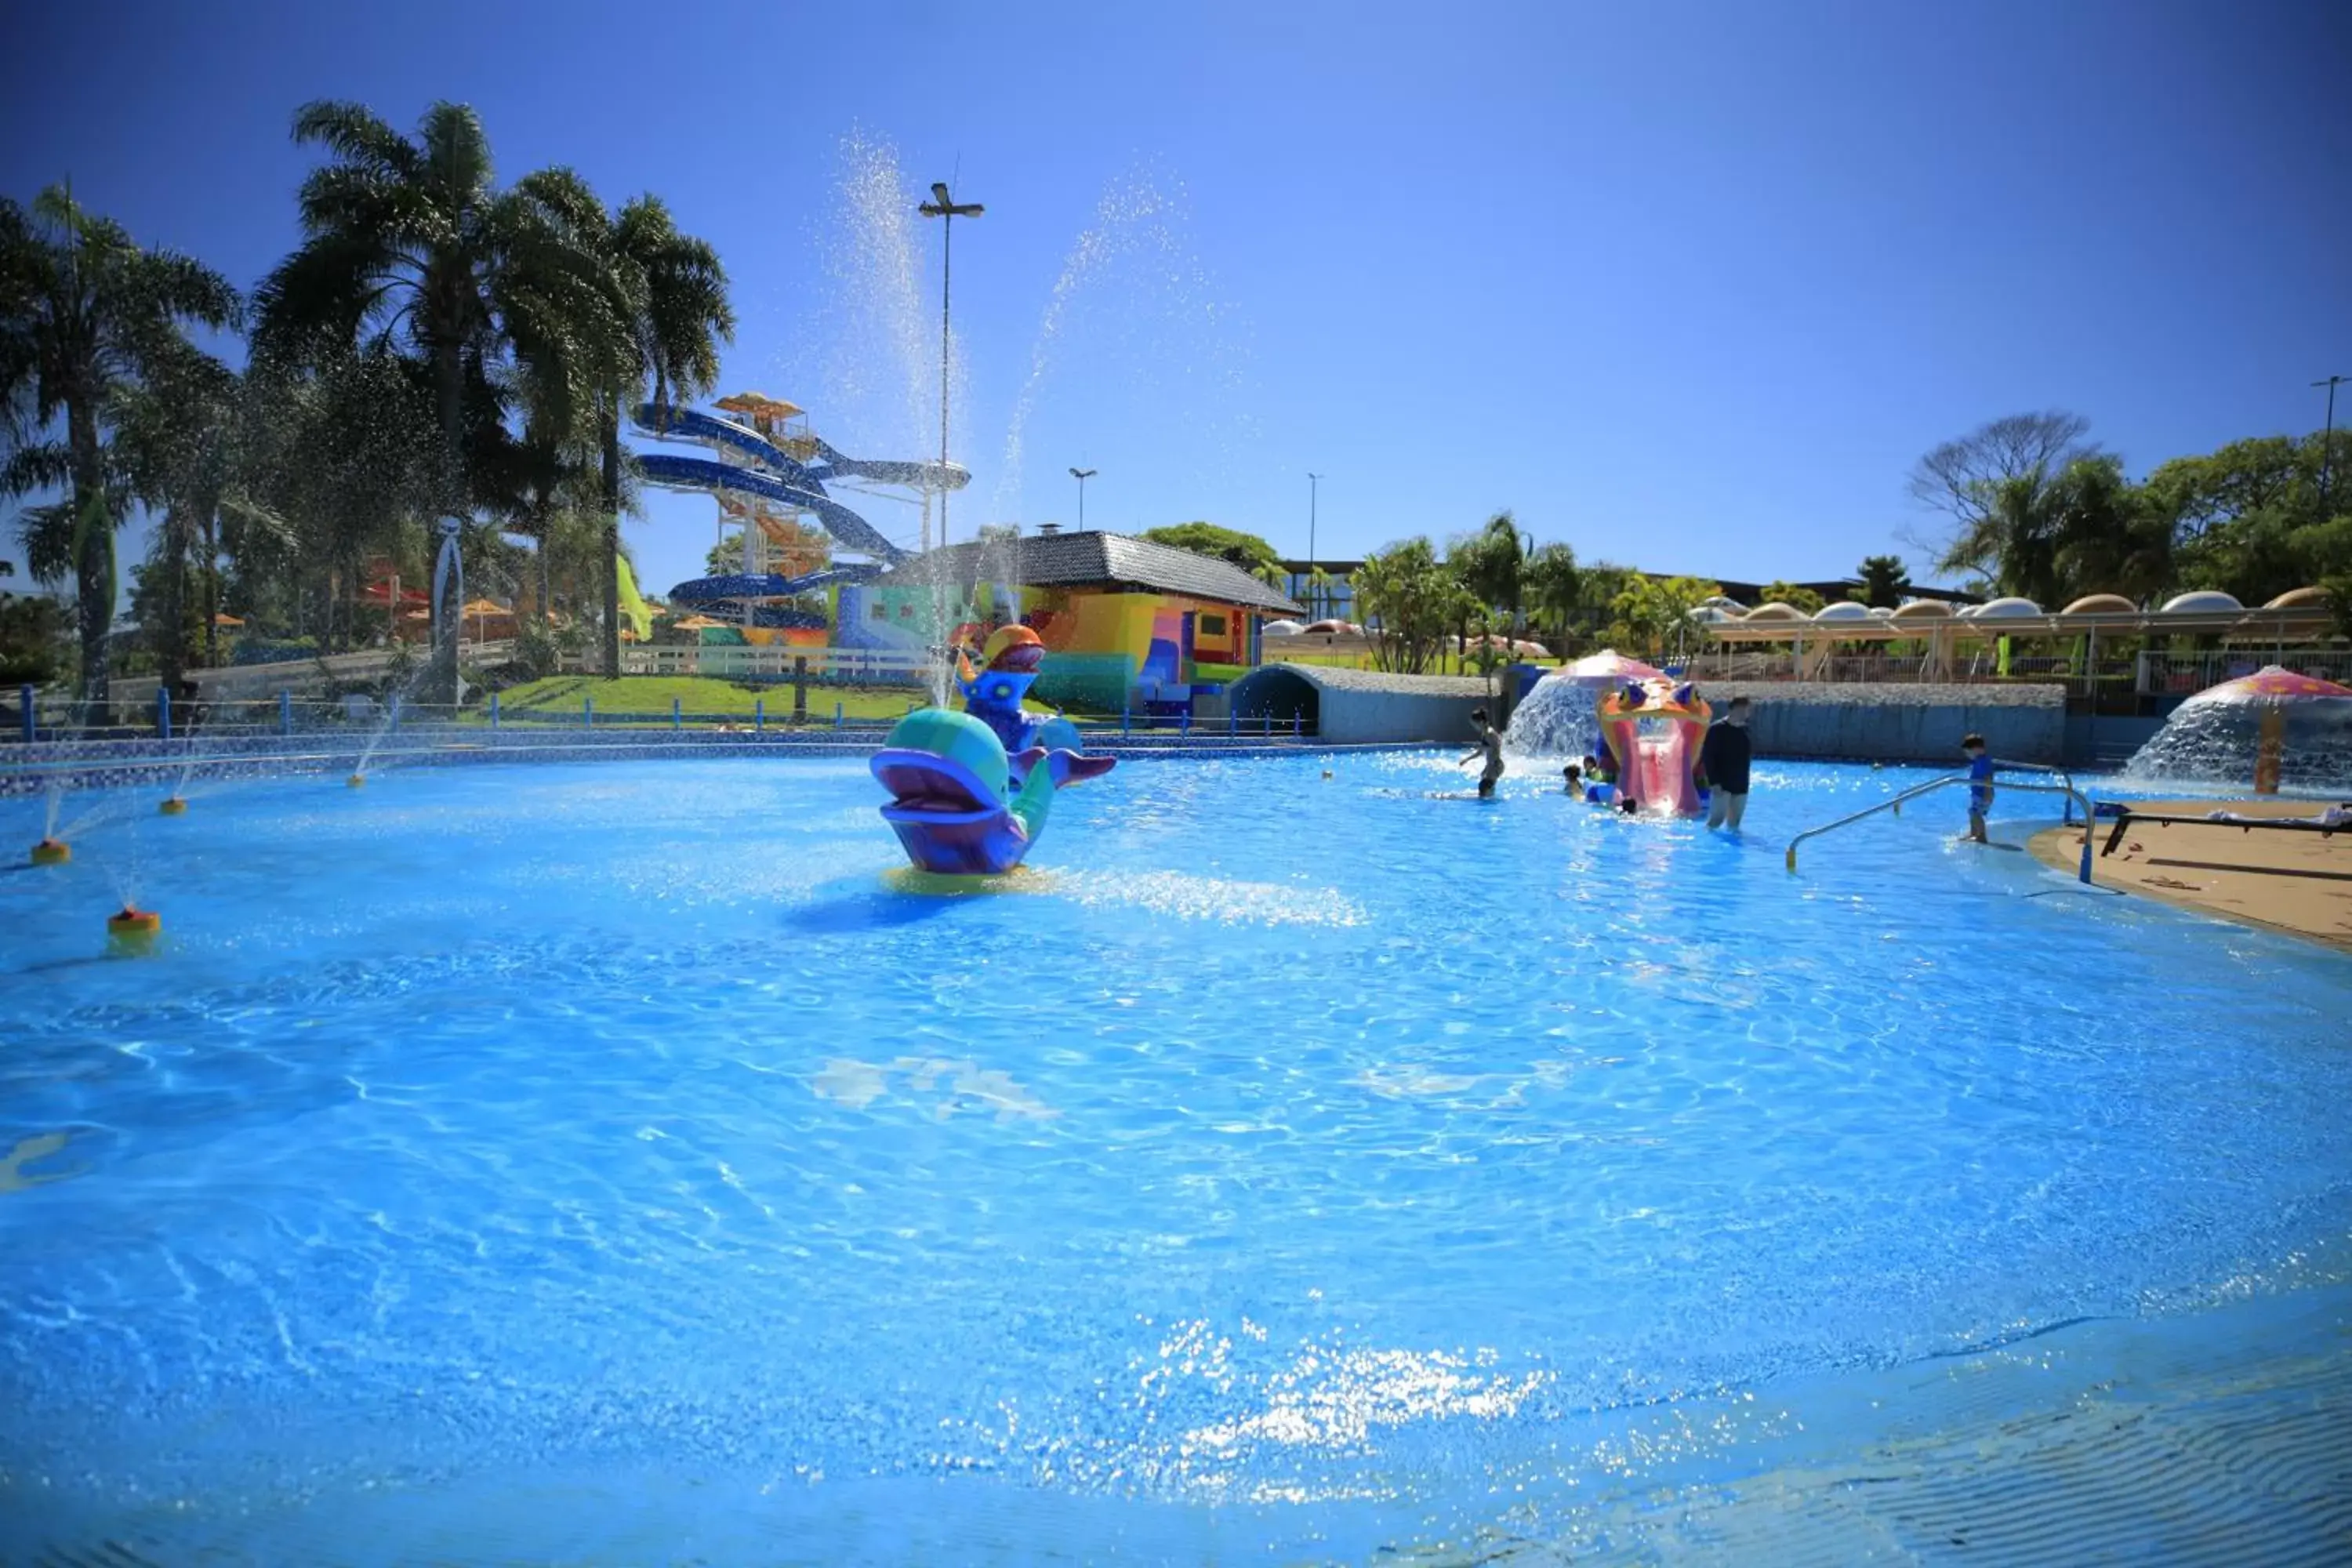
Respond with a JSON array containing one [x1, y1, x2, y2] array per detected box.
[[486, 675, 928, 725]]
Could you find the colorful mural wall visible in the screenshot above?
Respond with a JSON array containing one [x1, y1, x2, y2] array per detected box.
[[836, 581, 1265, 710]]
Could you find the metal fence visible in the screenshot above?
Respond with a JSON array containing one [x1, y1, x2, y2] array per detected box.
[[575, 645, 936, 684], [1679, 647, 2352, 699]]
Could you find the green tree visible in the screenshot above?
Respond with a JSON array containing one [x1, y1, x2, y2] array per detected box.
[[2050, 456, 2170, 605], [1756, 580, 1827, 614], [1610, 575, 1719, 659], [513, 174, 733, 678], [1934, 455, 2170, 607], [1139, 521, 1283, 576], [1909, 410, 2098, 579], [0, 590, 71, 685], [1448, 511, 1527, 631], [1523, 541, 1581, 643], [1352, 535, 1475, 673], [111, 343, 284, 684], [2149, 432, 2350, 604], [1856, 554, 1911, 608], [0, 186, 241, 699], [1305, 563, 1334, 621], [236, 349, 441, 652], [256, 100, 629, 699]]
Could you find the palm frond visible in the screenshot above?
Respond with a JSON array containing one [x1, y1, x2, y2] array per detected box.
[[0, 438, 71, 499], [290, 100, 419, 182], [12, 497, 75, 583]]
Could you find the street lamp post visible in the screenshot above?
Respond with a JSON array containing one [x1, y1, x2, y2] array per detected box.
[[2315, 375, 2347, 514], [1069, 466, 1096, 531], [1306, 472, 1322, 618], [918, 180, 983, 552]]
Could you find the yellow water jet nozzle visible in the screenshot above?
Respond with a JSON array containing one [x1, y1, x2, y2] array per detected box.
[[107, 906, 162, 942]]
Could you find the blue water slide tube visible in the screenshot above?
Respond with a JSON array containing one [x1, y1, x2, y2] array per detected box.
[[806, 436, 969, 493], [630, 404, 968, 494], [630, 405, 818, 487], [668, 565, 887, 603], [635, 453, 909, 564]]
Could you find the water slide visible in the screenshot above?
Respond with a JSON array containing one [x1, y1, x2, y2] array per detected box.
[[1628, 728, 1704, 815], [630, 402, 971, 568], [636, 452, 912, 568], [1596, 681, 1711, 815]]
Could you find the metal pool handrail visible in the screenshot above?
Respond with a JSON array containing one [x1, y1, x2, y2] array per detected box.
[[1785, 775, 2097, 884]]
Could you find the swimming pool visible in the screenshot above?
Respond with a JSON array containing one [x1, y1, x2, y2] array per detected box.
[[3, 753, 2348, 1563]]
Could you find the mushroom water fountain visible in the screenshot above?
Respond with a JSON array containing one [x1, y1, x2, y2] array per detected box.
[[2121, 666, 2352, 793], [1504, 649, 1667, 758]]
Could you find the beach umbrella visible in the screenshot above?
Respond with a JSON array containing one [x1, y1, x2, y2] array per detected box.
[[2192, 666, 2352, 702], [1563, 649, 1664, 684]]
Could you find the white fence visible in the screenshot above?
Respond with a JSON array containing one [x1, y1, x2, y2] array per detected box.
[[598, 645, 935, 683]]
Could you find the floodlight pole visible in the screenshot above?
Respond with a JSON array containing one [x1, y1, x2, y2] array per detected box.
[[1307, 472, 1323, 616], [919, 182, 983, 552], [2316, 375, 2347, 514], [1069, 466, 1096, 531]]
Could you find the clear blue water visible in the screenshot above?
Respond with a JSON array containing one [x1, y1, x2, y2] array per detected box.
[[2, 753, 2348, 1562]]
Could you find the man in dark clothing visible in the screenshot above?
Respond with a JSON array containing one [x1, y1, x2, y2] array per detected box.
[[1700, 695, 1754, 829]]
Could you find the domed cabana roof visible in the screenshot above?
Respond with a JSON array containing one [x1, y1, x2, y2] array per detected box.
[[1813, 601, 1875, 622], [1740, 602, 1809, 623], [2264, 586, 2328, 610], [2061, 593, 2138, 615], [2161, 590, 2243, 614], [1974, 597, 2043, 618], [1889, 599, 1954, 621]]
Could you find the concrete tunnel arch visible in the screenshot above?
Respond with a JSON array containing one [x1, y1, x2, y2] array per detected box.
[[1227, 664, 1320, 734]]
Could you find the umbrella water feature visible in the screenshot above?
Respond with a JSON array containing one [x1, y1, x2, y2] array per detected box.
[[2121, 665, 2352, 793], [1504, 650, 1668, 758]]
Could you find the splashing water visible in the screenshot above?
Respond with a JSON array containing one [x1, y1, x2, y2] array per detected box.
[[2121, 692, 2352, 793], [989, 168, 1255, 528], [787, 131, 972, 706], [1504, 676, 1600, 760]]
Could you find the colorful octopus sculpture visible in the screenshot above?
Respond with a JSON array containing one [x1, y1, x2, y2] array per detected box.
[[1595, 678, 1712, 815]]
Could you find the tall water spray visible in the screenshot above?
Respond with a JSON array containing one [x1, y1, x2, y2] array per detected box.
[[1504, 674, 1602, 760], [788, 133, 970, 703], [989, 169, 1254, 531]]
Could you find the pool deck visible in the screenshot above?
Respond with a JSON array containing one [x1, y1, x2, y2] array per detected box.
[[2031, 799, 2352, 953]]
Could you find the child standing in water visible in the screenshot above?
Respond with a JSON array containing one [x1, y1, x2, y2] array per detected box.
[[1961, 733, 1995, 843], [1461, 709, 1506, 797]]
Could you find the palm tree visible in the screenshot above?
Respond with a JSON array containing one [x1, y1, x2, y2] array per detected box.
[[1, 186, 240, 699], [514, 174, 733, 677], [111, 343, 239, 688], [1523, 542, 1580, 647], [256, 101, 625, 696], [2053, 456, 2170, 604], [1305, 564, 1334, 622]]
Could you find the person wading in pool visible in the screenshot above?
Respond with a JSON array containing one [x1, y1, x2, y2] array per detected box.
[[1960, 733, 1995, 844], [1459, 709, 1507, 797], [1699, 695, 1754, 829]]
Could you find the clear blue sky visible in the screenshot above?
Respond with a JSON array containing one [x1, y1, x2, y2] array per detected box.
[[4, 0, 2347, 600]]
